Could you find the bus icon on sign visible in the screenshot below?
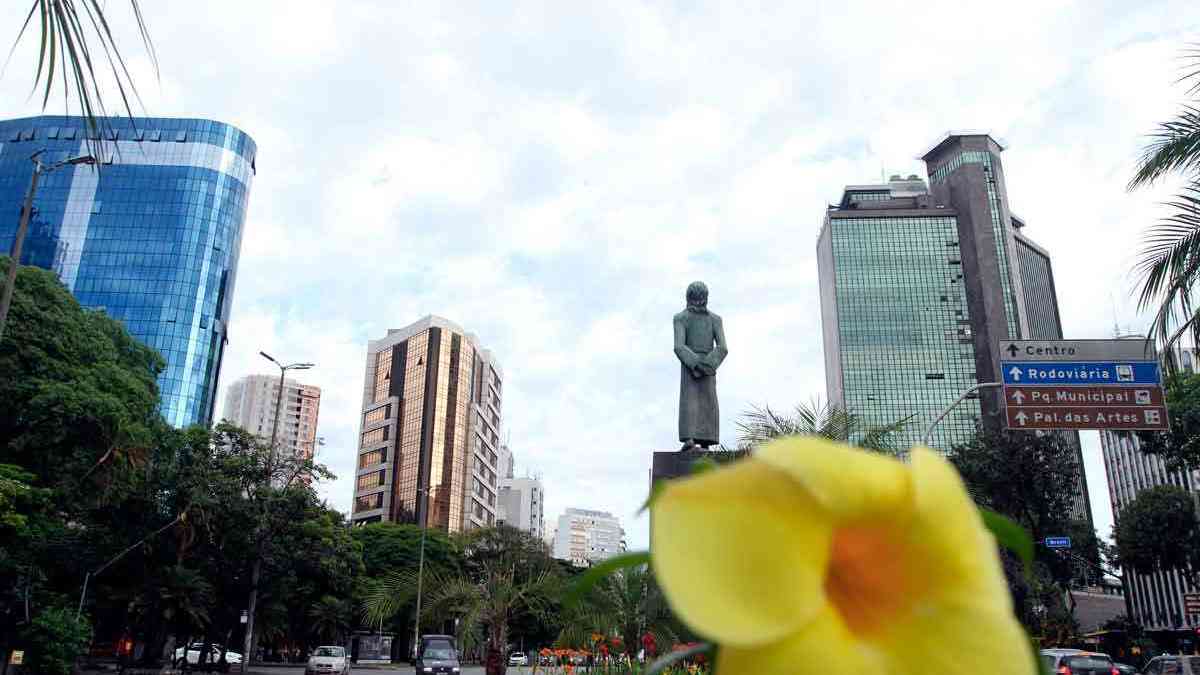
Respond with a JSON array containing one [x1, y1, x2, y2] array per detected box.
[[1117, 365, 1134, 382]]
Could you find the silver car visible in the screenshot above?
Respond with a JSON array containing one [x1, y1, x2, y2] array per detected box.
[[306, 646, 350, 675]]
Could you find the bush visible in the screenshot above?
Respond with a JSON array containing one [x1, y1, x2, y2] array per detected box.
[[20, 606, 92, 675]]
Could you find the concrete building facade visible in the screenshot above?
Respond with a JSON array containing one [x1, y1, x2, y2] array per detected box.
[[351, 316, 504, 532], [552, 508, 625, 567], [221, 374, 321, 460], [498, 476, 545, 540]]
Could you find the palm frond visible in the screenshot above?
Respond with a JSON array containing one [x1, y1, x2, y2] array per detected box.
[[1134, 186, 1200, 360], [1129, 106, 1200, 189], [8, 1, 157, 156]]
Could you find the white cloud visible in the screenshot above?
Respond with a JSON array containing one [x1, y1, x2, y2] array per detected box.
[[0, 0, 1196, 549]]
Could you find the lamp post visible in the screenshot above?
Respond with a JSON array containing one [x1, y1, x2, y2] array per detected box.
[[922, 382, 1004, 447], [0, 150, 97, 342], [412, 487, 429, 661], [240, 351, 313, 675]]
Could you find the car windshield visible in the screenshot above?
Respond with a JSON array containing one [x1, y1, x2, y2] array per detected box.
[[422, 643, 456, 660], [1066, 656, 1114, 670], [313, 648, 343, 658]]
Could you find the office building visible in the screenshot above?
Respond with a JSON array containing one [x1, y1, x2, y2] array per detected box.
[[498, 476, 546, 540], [0, 116, 255, 427], [1101, 349, 1199, 633], [552, 508, 625, 567], [351, 316, 504, 532], [818, 133, 1089, 520], [221, 374, 322, 460]]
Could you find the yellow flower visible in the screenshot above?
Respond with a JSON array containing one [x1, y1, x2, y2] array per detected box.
[[650, 437, 1033, 675]]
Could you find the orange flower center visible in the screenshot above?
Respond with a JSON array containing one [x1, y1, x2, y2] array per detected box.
[[824, 524, 916, 636]]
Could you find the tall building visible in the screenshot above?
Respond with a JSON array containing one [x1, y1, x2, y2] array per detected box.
[[0, 116, 255, 426], [351, 316, 504, 532], [221, 374, 322, 460], [552, 508, 625, 567], [818, 133, 1089, 519], [1101, 349, 1200, 633], [498, 477, 545, 540]]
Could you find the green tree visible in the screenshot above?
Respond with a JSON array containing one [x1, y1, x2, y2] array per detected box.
[[1129, 46, 1200, 355], [736, 398, 909, 453], [19, 606, 91, 675], [557, 564, 677, 661], [308, 595, 353, 644], [1114, 485, 1200, 583], [1136, 372, 1200, 472]]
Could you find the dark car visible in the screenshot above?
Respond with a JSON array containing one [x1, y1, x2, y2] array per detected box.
[[1115, 663, 1140, 675], [1040, 649, 1119, 675], [414, 635, 460, 675]]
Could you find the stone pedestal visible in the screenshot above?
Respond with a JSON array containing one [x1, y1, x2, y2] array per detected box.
[[649, 449, 748, 491]]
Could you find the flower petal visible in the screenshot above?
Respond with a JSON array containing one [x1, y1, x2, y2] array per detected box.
[[908, 447, 1014, 608], [755, 436, 913, 523], [651, 457, 830, 647], [878, 600, 1035, 675], [716, 604, 886, 675]]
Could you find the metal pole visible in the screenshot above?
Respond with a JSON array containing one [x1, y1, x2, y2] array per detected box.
[[922, 382, 1003, 447], [413, 489, 427, 660], [0, 163, 41, 342], [76, 571, 90, 622], [269, 365, 286, 453]]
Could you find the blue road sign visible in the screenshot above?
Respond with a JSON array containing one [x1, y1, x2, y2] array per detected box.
[[1001, 361, 1160, 386], [1043, 537, 1071, 549]]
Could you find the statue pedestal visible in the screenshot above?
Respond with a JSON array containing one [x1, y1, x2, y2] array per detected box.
[[649, 449, 749, 490]]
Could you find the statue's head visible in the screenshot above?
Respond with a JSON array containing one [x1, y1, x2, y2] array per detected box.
[[686, 281, 708, 309]]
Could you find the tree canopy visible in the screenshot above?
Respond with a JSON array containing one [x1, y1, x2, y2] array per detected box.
[[1114, 485, 1200, 582]]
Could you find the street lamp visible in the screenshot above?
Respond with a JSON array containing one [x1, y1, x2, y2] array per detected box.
[[413, 487, 429, 661], [240, 351, 313, 675], [0, 150, 97, 342], [258, 351, 314, 452]]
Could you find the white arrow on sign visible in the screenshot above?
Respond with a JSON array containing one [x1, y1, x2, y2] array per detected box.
[[1010, 390, 1026, 404], [1009, 366, 1023, 382], [1014, 411, 1029, 426]]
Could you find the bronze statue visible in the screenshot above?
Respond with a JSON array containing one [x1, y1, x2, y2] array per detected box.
[[673, 281, 728, 450]]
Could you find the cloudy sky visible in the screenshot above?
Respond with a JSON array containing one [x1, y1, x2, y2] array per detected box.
[[2, 0, 1197, 550]]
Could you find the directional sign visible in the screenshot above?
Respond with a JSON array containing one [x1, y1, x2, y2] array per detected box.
[[1043, 536, 1071, 549], [1007, 406, 1168, 431], [1001, 340, 1156, 361], [1002, 361, 1161, 385], [1185, 592, 1200, 614], [1006, 386, 1164, 407], [999, 339, 1168, 432]]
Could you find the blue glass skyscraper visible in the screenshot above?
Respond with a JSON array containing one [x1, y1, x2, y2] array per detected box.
[[0, 116, 255, 427]]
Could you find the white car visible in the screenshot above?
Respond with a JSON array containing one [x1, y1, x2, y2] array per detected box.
[[306, 646, 350, 675], [508, 652, 528, 666], [173, 644, 243, 671]]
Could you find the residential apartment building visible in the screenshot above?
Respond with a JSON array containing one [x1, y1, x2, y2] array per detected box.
[[221, 374, 321, 459], [817, 133, 1089, 519], [0, 116, 255, 426], [498, 476, 546, 540], [1101, 349, 1200, 633], [552, 508, 625, 567], [351, 316, 504, 532]]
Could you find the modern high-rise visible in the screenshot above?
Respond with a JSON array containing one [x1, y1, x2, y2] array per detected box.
[[1101, 349, 1200, 633], [0, 116, 255, 427], [818, 133, 1089, 518], [351, 316, 504, 532], [552, 508, 626, 567], [221, 374, 322, 460]]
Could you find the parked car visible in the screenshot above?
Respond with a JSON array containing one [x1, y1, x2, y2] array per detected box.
[[1039, 649, 1119, 675], [508, 651, 528, 666], [1143, 655, 1200, 674], [414, 634, 460, 674], [306, 645, 350, 675], [1115, 663, 1141, 675], [173, 644, 243, 672]]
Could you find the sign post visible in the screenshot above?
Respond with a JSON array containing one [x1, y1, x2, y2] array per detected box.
[[999, 340, 1168, 432]]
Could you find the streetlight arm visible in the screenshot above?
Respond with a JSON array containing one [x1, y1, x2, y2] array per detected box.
[[922, 382, 1003, 447]]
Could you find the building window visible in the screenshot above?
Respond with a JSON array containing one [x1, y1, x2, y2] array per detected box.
[[361, 426, 388, 447], [359, 449, 386, 469], [356, 470, 385, 491], [355, 492, 383, 512], [364, 405, 390, 425]]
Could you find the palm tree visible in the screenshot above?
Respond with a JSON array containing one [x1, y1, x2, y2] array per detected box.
[[361, 561, 556, 675], [736, 397, 909, 454], [558, 565, 678, 662], [9, 1, 156, 139], [1130, 46, 1200, 358], [308, 595, 353, 644]]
